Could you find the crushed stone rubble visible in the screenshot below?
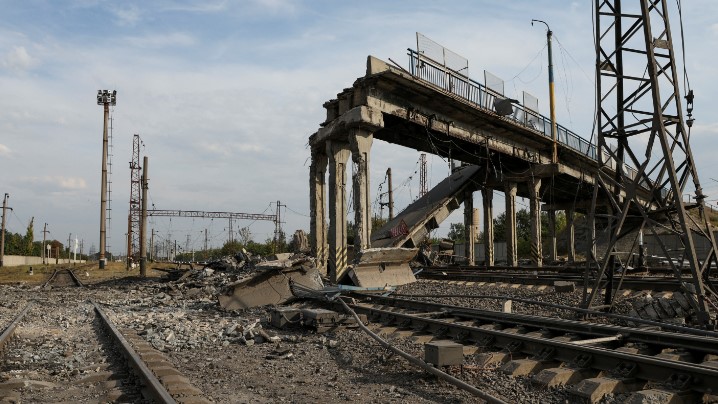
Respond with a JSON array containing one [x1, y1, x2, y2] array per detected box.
[[0, 260, 687, 403]]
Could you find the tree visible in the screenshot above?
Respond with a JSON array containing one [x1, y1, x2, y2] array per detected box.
[[447, 223, 465, 242], [23, 217, 34, 255], [237, 227, 252, 245], [220, 240, 243, 256]]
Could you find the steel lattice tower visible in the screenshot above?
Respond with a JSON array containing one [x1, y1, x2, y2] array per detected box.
[[128, 134, 142, 262], [419, 153, 428, 198], [588, 0, 717, 326]]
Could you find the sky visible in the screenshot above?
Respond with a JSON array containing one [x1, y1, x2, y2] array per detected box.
[[1, 0, 717, 257]]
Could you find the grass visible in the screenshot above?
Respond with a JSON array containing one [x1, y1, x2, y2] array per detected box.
[[0, 260, 178, 284]]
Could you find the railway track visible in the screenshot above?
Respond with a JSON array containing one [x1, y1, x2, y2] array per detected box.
[[0, 300, 209, 403], [42, 267, 86, 288], [336, 293, 718, 402], [417, 266, 714, 292]]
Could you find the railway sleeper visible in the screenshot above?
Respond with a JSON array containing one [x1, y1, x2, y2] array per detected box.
[[350, 301, 718, 402]]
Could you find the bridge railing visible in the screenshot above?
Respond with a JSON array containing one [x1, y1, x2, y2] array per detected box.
[[405, 49, 665, 200], [408, 49, 596, 160]]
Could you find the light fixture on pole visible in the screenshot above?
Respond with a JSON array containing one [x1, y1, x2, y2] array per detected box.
[[531, 19, 558, 164], [97, 90, 116, 269]]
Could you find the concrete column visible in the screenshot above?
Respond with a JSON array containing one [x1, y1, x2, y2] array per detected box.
[[326, 140, 350, 283], [547, 209, 557, 262], [504, 182, 518, 267], [529, 177, 543, 267], [309, 147, 328, 272], [463, 191, 475, 265], [349, 128, 373, 251], [566, 208, 575, 263], [482, 188, 494, 266]]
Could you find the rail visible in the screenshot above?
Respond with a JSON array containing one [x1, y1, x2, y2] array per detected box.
[[0, 302, 33, 352], [93, 301, 177, 404]]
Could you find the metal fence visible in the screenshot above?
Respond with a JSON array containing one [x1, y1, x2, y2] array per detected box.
[[408, 48, 597, 160]]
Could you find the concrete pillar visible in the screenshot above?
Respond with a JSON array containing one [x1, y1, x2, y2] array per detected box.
[[349, 128, 373, 251], [529, 177, 543, 267], [566, 208, 575, 263], [548, 209, 557, 262], [482, 188, 494, 266], [326, 140, 350, 283], [309, 147, 328, 272], [504, 182, 518, 267], [463, 191, 475, 265]]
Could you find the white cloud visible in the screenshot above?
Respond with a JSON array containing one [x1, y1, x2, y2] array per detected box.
[[23, 176, 87, 190], [711, 23, 718, 35], [0, 143, 11, 156], [123, 32, 197, 48], [160, 1, 228, 13], [110, 4, 141, 26], [2, 46, 34, 71]]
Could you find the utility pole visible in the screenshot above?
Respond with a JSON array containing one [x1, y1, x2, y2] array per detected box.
[[42, 223, 49, 265], [139, 155, 149, 277], [419, 154, 428, 198], [274, 200, 285, 253], [0, 193, 9, 267], [67, 233, 71, 263], [97, 89, 116, 269], [387, 168, 394, 220], [532, 19, 558, 164], [150, 229, 155, 262], [204, 229, 208, 252]]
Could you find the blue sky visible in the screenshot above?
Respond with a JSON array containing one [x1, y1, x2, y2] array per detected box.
[[1, 1, 717, 256]]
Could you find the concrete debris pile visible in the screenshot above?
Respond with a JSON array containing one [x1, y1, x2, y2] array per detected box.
[[627, 291, 695, 325], [218, 255, 324, 310], [204, 250, 255, 271], [108, 308, 283, 352], [270, 306, 367, 333]]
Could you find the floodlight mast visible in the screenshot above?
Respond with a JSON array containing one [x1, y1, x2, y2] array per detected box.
[[97, 90, 116, 269]]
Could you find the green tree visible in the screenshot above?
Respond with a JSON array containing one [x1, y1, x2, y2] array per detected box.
[[447, 222, 466, 242], [23, 218, 34, 255], [220, 240, 243, 256]]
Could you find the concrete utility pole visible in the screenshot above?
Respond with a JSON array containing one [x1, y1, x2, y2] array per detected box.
[[150, 229, 154, 262], [204, 229, 208, 252], [97, 89, 116, 269], [0, 193, 8, 267], [42, 223, 48, 265], [387, 168, 394, 220], [532, 19, 558, 164], [139, 156, 149, 277]]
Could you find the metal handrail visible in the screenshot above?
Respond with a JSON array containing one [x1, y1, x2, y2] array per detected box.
[[405, 49, 666, 191]]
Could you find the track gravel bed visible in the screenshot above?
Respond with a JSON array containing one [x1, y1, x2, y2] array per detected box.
[[0, 273, 678, 403]]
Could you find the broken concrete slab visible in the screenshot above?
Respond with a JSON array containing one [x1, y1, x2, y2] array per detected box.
[[553, 281, 575, 293], [218, 265, 323, 310], [348, 247, 417, 287]]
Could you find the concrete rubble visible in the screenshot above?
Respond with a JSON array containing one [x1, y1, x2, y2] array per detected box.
[[218, 255, 324, 311]]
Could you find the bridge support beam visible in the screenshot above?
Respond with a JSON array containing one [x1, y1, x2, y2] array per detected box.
[[566, 207, 575, 263], [505, 182, 518, 267], [482, 188, 494, 266], [463, 191, 475, 265], [350, 128, 373, 252], [529, 177, 543, 267], [326, 140, 350, 283], [309, 147, 328, 273], [548, 209, 557, 262]]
